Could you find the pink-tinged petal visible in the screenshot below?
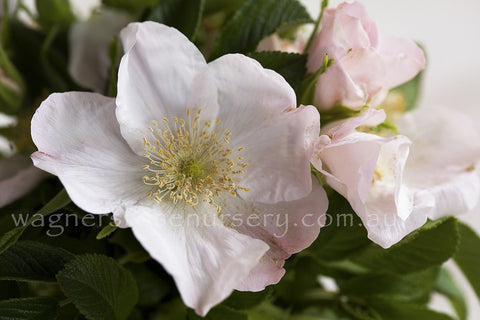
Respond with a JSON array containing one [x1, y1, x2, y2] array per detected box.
[[69, 8, 133, 93], [0, 155, 46, 207], [378, 35, 426, 88], [31, 92, 148, 215], [313, 61, 366, 110], [195, 54, 318, 203], [339, 48, 386, 104], [322, 107, 386, 140], [361, 184, 431, 248], [222, 178, 328, 291], [338, 1, 379, 47], [124, 203, 268, 316], [116, 22, 206, 154], [307, 1, 377, 67]]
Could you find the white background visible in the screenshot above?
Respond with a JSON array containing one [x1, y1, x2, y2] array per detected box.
[[301, 0, 480, 318]]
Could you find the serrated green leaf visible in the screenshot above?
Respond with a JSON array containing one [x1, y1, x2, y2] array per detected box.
[[435, 267, 467, 320], [454, 222, 480, 303], [148, 0, 205, 40], [210, 0, 312, 60], [0, 189, 71, 255], [247, 51, 306, 89], [0, 241, 74, 282], [367, 297, 454, 320], [339, 268, 439, 303], [307, 191, 370, 261], [0, 297, 58, 320], [357, 217, 458, 274], [57, 254, 139, 320]]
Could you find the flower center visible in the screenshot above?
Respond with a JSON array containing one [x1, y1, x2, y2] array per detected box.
[[141, 109, 248, 212]]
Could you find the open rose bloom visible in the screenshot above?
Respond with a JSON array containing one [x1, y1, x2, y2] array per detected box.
[[31, 22, 328, 315], [312, 107, 480, 248], [307, 1, 426, 110]]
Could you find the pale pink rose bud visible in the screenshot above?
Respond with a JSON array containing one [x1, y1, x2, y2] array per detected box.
[[307, 1, 425, 110]]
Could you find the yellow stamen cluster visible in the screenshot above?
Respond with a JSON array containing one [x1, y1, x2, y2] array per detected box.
[[141, 109, 248, 212]]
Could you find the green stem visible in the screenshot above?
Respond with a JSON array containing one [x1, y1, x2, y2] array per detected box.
[[304, 0, 329, 53]]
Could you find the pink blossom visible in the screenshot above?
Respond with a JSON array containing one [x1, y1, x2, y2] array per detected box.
[[307, 1, 425, 110]]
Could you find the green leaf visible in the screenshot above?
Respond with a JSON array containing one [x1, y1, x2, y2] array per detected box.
[[96, 223, 117, 240], [125, 263, 170, 307], [223, 288, 272, 310], [0, 241, 74, 282], [247, 51, 306, 89], [307, 191, 370, 261], [435, 267, 467, 320], [57, 254, 139, 320], [148, 0, 205, 40], [0, 297, 59, 320], [454, 222, 480, 302], [339, 268, 439, 303], [0, 189, 71, 255], [368, 297, 455, 320], [35, 0, 75, 30], [210, 0, 312, 60], [357, 217, 458, 275]]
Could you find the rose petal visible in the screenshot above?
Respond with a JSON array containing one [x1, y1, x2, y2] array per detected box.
[[31, 92, 148, 215], [124, 203, 268, 316], [191, 54, 318, 203], [116, 22, 207, 154], [224, 178, 328, 291], [378, 35, 426, 89]]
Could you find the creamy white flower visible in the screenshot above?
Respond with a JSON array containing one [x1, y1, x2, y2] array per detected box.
[[312, 107, 480, 248], [32, 22, 327, 315]]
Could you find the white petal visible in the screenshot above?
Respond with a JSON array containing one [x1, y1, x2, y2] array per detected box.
[[124, 203, 268, 316], [190, 54, 318, 203], [222, 178, 328, 291], [398, 107, 480, 178], [361, 185, 431, 248], [69, 8, 133, 93], [31, 92, 148, 214], [116, 22, 207, 154], [418, 170, 480, 219], [0, 155, 45, 207]]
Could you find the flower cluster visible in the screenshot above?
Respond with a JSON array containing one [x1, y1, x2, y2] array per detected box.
[[1, 0, 479, 318]]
